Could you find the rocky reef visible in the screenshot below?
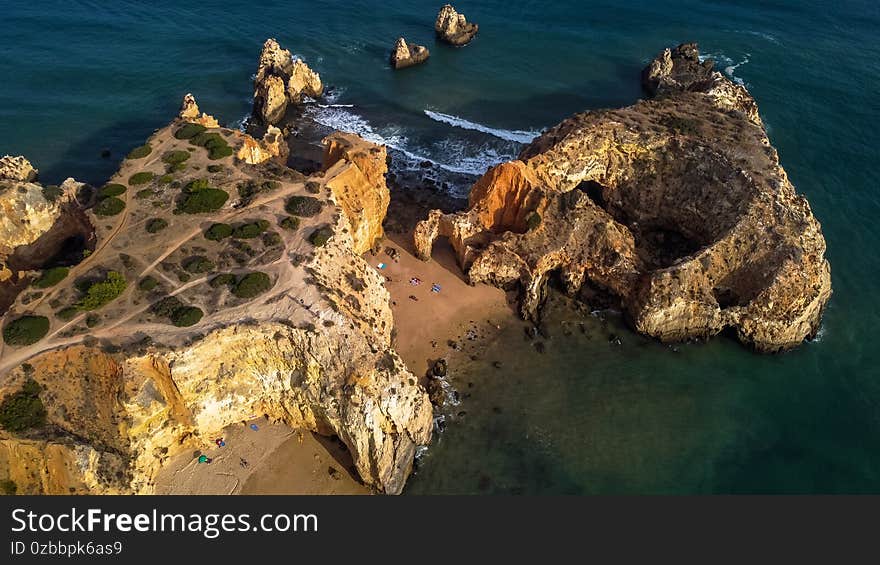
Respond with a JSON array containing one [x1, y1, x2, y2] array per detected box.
[[253, 38, 323, 125], [390, 37, 430, 69], [0, 97, 430, 494], [435, 4, 478, 46], [415, 43, 831, 352]]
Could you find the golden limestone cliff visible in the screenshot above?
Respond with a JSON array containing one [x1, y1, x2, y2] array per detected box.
[[415, 43, 831, 352], [0, 101, 430, 494]]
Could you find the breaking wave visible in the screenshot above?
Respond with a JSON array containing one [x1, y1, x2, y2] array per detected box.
[[424, 110, 540, 144]]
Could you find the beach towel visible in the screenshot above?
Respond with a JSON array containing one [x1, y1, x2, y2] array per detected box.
[[431, 283, 441, 293]]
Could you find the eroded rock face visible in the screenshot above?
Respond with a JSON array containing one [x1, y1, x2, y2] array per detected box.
[[0, 155, 38, 183], [390, 37, 430, 69], [253, 38, 323, 125], [414, 43, 831, 352], [435, 4, 478, 46], [322, 132, 390, 254], [178, 93, 220, 129], [236, 125, 289, 165]]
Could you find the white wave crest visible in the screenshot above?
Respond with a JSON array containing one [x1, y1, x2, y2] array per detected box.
[[424, 110, 540, 144]]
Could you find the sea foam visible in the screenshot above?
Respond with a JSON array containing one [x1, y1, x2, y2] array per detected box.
[[424, 110, 540, 144]]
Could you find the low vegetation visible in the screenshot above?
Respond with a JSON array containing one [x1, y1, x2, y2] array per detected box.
[[209, 273, 236, 288], [138, 276, 158, 291], [308, 226, 334, 247], [129, 172, 155, 186], [150, 296, 203, 327], [136, 188, 155, 199], [174, 123, 206, 140], [189, 132, 232, 160], [279, 216, 300, 231], [98, 183, 126, 198], [94, 196, 126, 217], [285, 195, 323, 217], [162, 150, 191, 165], [0, 378, 46, 432], [232, 272, 272, 298], [2, 316, 50, 346], [183, 256, 215, 274], [146, 218, 168, 233], [204, 223, 233, 241], [33, 266, 69, 289], [41, 184, 63, 202], [127, 144, 152, 159], [526, 212, 542, 231], [74, 271, 127, 311], [176, 185, 229, 214], [237, 180, 280, 202], [232, 219, 270, 239]]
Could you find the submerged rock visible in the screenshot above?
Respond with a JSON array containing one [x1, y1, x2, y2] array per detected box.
[[414, 43, 831, 353], [435, 4, 478, 46], [253, 38, 323, 125], [390, 37, 430, 69]]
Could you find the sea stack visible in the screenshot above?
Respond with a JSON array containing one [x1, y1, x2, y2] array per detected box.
[[390, 37, 430, 69], [414, 43, 831, 353], [253, 38, 323, 125], [435, 4, 478, 46]]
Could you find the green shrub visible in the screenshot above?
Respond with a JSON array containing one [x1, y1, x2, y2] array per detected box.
[[56, 307, 79, 321], [127, 144, 152, 159], [162, 150, 191, 165], [151, 296, 183, 318], [138, 276, 158, 291], [209, 273, 236, 288], [75, 271, 126, 311], [2, 316, 50, 346], [238, 180, 280, 201], [526, 212, 542, 231], [207, 165, 224, 173], [136, 188, 155, 199], [183, 256, 215, 274], [166, 162, 187, 173], [232, 220, 270, 239], [262, 231, 282, 247], [208, 145, 233, 160], [129, 172, 155, 185], [308, 226, 334, 248], [306, 181, 321, 194], [85, 313, 100, 328], [204, 223, 233, 241], [33, 266, 69, 289], [98, 183, 127, 198], [145, 218, 168, 233], [285, 196, 323, 217], [94, 196, 125, 217], [232, 272, 272, 299], [0, 479, 16, 495], [41, 185, 63, 202], [176, 189, 229, 214], [279, 216, 300, 231], [171, 306, 203, 327], [183, 178, 210, 192], [0, 379, 46, 432], [158, 174, 174, 185], [177, 271, 191, 282], [174, 123, 207, 140]]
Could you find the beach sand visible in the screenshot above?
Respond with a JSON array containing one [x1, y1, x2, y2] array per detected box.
[[158, 230, 512, 495]]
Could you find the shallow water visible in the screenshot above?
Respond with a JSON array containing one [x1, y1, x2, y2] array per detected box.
[[2, 1, 879, 493]]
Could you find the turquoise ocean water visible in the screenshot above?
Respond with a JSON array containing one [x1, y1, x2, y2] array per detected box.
[[1, 1, 879, 493]]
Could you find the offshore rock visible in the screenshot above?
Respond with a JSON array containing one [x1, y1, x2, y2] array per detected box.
[[390, 37, 430, 69], [414, 43, 831, 352], [435, 4, 478, 46], [253, 39, 323, 125]]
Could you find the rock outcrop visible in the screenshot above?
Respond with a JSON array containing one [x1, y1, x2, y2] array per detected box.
[[414, 43, 831, 352], [253, 39, 323, 125], [322, 132, 390, 254], [178, 93, 220, 129], [236, 125, 289, 165], [0, 113, 430, 494], [390, 37, 430, 69], [0, 155, 38, 183], [435, 4, 478, 46]]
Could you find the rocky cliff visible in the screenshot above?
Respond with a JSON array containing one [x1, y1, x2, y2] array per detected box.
[[253, 39, 323, 125], [0, 104, 430, 494], [414, 43, 831, 352]]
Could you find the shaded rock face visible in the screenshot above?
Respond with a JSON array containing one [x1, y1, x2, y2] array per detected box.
[[322, 132, 390, 254], [390, 37, 430, 69], [435, 4, 478, 46], [414, 43, 831, 352], [253, 39, 323, 125], [178, 93, 219, 129]]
